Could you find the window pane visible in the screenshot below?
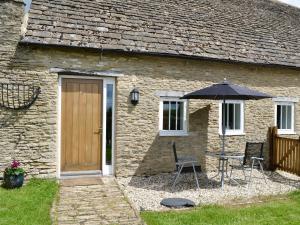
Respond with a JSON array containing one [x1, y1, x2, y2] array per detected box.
[[222, 103, 229, 131], [277, 105, 281, 129], [106, 84, 113, 165], [177, 102, 184, 130], [163, 102, 169, 130], [223, 103, 227, 130], [222, 102, 242, 131], [234, 103, 241, 129], [282, 105, 287, 129], [228, 103, 234, 130], [170, 101, 177, 130], [287, 105, 292, 129]]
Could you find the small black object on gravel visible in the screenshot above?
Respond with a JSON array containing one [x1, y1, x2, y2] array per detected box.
[[160, 198, 196, 208]]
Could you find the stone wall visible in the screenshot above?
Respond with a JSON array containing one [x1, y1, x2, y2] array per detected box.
[[113, 55, 300, 176], [0, 1, 57, 177], [10, 45, 300, 177], [1, 1, 299, 178], [0, 0, 23, 66]]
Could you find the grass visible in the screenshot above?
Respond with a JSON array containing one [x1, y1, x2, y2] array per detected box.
[[0, 179, 59, 225], [141, 191, 300, 225]]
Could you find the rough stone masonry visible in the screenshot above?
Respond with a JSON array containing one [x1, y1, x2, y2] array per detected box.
[[0, 0, 57, 177], [0, 0, 299, 178]]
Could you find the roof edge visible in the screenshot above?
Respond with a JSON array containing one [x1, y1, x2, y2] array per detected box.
[[19, 40, 300, 70]]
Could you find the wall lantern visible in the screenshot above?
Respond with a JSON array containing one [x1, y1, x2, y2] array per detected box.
[[130, 88, 139, 105]]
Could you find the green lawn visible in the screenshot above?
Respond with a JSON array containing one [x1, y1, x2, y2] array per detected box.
[[141, 191, 300, 225], [0, 179, 59, 225]]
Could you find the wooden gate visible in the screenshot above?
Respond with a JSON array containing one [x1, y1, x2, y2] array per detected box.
[[269, 127, 300, 175]]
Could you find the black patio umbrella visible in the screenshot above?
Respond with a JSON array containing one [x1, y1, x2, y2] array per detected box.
[[181, 79, 272, 187], [182, 79, 272, 101]]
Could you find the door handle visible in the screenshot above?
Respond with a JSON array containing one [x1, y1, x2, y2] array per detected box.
[[94, 128, 102, 134]]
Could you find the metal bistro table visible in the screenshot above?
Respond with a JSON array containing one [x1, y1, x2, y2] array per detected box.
[[206, 151, 244, 188]]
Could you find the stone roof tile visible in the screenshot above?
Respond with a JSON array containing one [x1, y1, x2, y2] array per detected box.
[[22, 0, 300, 67]]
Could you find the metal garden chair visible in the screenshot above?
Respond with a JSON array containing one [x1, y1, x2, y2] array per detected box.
[[172, 141, 200, 190], [229, 142, 267, 184]]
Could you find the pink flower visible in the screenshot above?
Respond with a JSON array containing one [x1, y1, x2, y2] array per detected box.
[[11, 160, 21, 169]]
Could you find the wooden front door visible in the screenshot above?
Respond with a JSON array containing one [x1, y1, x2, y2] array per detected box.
[[61, 79, 102, 172]]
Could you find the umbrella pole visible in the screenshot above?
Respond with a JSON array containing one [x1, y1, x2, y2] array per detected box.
[[221, 98, 226, 188], [222, 98, 226, 155]]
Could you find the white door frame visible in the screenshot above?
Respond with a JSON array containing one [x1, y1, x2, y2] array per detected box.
[[57, 75, 116, 178]]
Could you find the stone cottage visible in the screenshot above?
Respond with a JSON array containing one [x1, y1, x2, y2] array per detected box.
[[0, 0, 299, 178]]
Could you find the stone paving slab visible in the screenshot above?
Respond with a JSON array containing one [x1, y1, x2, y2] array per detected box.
[[53, 177, 143, 225], [60, 177, 104, 186]]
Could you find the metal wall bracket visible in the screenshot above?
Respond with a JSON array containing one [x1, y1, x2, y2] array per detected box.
[[0, 83, 41, 110]]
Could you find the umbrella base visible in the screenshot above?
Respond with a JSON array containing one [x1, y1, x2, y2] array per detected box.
[[209, 157, 240, 188]]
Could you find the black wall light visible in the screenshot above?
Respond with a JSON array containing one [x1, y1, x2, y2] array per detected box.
[[130, 88, 139, 105]]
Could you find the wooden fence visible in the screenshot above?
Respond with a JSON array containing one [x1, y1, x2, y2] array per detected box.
[[269, 127, 300, 175]]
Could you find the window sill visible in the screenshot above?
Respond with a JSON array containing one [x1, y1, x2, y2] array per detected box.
[[159, 131, 189, 137], [277, 130, 296, 135], [219, 132, 245, 136]]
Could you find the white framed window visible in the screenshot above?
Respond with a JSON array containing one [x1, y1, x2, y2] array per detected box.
[[219, 100, 244, 135], [159, 97, 188, 136], [275, 102, 295, 134]]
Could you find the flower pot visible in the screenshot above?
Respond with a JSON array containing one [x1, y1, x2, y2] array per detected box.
[[3, 173, 24, 189]]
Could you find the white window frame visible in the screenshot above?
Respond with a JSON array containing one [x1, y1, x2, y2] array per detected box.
[[159, 97, 188, 136], [219, 100, 245, 136], [274, 101, 295, 135]]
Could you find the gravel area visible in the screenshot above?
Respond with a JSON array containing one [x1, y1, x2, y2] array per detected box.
[[117, 170, 300, 211]]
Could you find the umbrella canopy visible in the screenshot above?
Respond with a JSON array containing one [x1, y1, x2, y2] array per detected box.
[[181, 79, 272, 100]]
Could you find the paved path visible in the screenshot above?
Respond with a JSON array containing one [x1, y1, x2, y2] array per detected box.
[[52, 177, 143, 225]]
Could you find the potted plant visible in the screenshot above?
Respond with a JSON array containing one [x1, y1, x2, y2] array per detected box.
[[3, 160, 25, 189]]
